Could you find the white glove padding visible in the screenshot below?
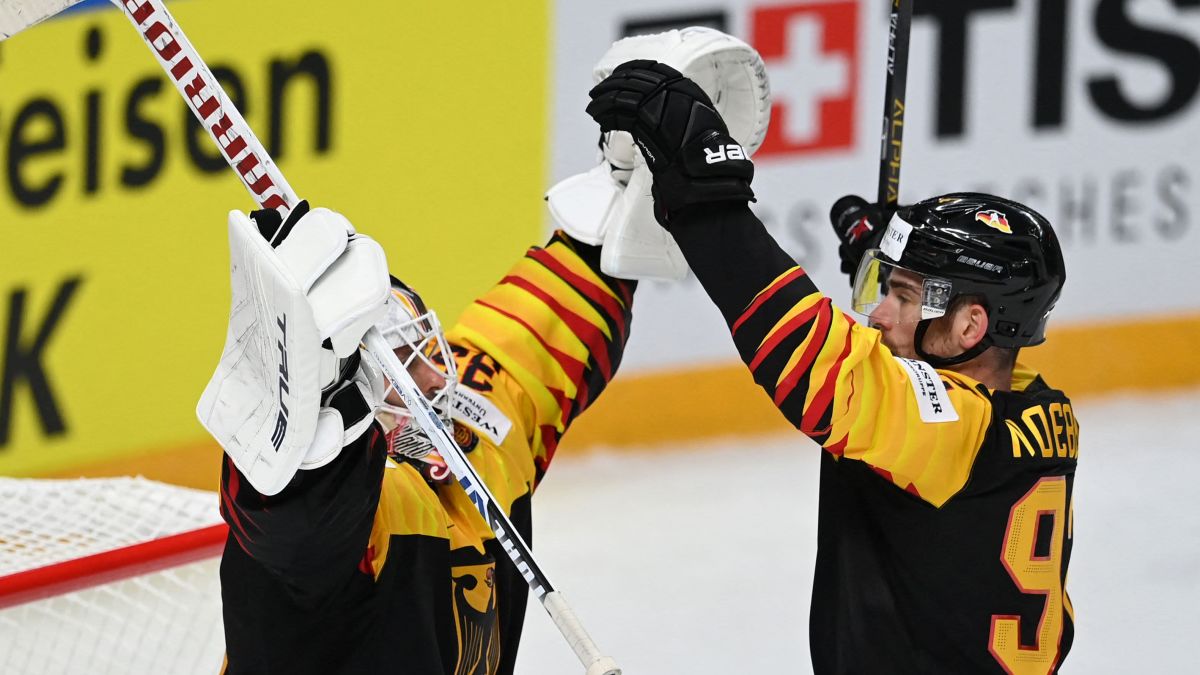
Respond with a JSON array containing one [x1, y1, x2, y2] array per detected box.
[[547, 146, 688, 281], [196, 208, 390, 495], [545, 162, 620, 247], [594, 27, 771, 156], [301, 353, 387, 470], [547, 26, 770, 280], [601, 151, 688, 280]]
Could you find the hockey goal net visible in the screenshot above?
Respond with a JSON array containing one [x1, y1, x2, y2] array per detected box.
[[0, 476, 228, 675]]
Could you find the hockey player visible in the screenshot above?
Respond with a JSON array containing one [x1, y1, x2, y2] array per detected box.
[[201, 200, 635, 675], [586, 61, 1076, 673], [197, 29, 771, 675]]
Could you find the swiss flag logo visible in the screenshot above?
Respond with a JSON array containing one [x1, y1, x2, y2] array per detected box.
[[752, 2, 859, 157]]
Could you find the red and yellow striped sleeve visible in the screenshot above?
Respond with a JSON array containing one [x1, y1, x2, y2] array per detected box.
[[446, 231, 636, 479], [732, 267, 992, 505], [672, 203, 991, 506]]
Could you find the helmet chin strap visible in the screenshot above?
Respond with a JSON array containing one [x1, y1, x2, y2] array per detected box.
[[913, 319, 993, 368]]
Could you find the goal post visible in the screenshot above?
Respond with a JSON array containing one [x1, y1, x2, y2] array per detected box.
[[0, 476, 228, 675]]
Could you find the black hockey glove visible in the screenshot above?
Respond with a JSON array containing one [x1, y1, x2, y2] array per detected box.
[[586, 60, 754, 226], [829, 195, 887, 284]]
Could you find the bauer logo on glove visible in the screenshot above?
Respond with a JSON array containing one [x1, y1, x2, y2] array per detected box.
[[704, 143, 748, 164]]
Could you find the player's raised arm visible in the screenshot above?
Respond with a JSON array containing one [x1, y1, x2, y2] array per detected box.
[[447, 226, 637, 487], [198, 202, 392, 598], [585, 62, 996, 505], [590, 52, 1078, 675]]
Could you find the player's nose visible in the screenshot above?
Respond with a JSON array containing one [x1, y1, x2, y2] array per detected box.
[[868, 304, 894, 331], [410, 360, 447, 400]]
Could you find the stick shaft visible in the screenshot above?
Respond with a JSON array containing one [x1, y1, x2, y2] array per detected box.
[[877, 0, 914, 212], [363, 330, 619, 674], [110, 0, 298, 219], [110, 1, 618, 670]]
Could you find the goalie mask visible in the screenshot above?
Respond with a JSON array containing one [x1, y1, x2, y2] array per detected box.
[[851, 193, 1066, 366], [374, 276, 457, 463]]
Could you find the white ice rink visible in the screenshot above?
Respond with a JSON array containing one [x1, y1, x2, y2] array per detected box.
[[517, 389, 1200, 674]]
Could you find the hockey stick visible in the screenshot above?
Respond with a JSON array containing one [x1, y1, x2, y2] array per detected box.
[[877, 0, 913, 215], [1, 2, 621, 673]]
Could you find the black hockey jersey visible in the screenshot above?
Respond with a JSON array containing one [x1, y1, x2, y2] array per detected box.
[[670, 203, 1077, 674]]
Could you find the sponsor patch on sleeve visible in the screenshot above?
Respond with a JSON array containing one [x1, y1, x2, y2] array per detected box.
[[449, 387, 512, 446], [894, 357, 959, 423]]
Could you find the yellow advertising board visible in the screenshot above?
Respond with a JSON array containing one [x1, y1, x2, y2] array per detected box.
[[4, 0, 1196, 491], [0, 0, 551, 478]]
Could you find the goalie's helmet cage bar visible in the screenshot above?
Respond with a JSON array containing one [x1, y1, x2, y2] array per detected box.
[[0, 477, 228, 675]]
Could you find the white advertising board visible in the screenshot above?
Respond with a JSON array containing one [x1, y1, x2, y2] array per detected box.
[[550, 0, 1200, 371]]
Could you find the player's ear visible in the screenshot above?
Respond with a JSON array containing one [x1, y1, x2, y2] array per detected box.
[[958, 302, 990, 351]]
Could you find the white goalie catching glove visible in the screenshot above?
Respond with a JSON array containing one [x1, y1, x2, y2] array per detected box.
[[196, 203, 391, 495], [546, 26, 772, 281]]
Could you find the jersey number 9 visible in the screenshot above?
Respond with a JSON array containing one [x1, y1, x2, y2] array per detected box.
[[989, 476, 1070, 675]]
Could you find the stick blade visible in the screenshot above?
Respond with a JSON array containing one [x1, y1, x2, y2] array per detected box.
[[0, 0, 87, 41]]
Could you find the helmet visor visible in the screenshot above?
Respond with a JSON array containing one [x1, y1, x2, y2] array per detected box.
[[851, 249, 954, 323]]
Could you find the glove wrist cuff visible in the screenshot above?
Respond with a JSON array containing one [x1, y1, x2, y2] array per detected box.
[[651, 175, 755, 226]]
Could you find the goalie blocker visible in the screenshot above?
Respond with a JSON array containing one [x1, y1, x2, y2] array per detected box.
[[196, 202, 389, 495]]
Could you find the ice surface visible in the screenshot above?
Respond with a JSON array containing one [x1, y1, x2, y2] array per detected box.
[[516, 389, 1200, 674]]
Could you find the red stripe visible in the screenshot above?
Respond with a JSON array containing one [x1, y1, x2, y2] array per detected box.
[[476, 300, 586, 386], [545, 385, 575, 431], [732, 267, 808, 336], [826, 435, 848, 457], [750, 297, 828, 373], [800, 330, 854, 434], [501, 274, 613, 380], [773, 303, 834, 405], [615, 278, 635, 307], [528, 248, 629, 342], [357, 545, 376, 577], [540, 424, 561, 465], [219, 456, 251, 546], [0, 524, 228, 610]]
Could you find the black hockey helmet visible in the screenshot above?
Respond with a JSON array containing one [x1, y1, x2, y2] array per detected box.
[[852, 193, 1065, 363]]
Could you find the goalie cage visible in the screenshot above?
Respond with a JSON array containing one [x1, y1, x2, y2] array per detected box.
[[0, 476, 228, 675]]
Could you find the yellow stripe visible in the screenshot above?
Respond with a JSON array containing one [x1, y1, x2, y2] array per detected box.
[[749, 266, 805, 307], [46, 313, 1200, 488]]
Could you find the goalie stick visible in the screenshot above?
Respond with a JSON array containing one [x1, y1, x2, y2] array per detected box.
[[0, 2, 621, 673], [877, 0, 914, 216]]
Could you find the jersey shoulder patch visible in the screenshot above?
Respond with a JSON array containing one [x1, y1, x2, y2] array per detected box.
[[450, 387, 513, 446], [894, 357, 959, 423]]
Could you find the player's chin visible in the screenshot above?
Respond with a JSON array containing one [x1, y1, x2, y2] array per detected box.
[[881, 337, 915, 359]]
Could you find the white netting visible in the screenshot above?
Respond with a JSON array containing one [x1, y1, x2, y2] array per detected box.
[[0, 477, 226, 675]]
